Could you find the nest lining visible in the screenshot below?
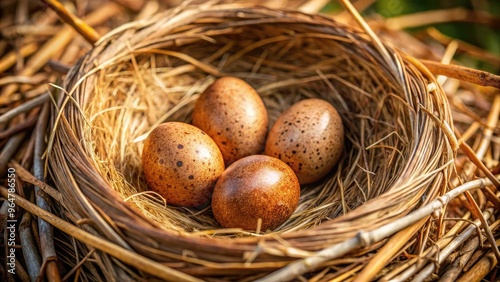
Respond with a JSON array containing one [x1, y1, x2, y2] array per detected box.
[[49, 3, 454, 278]]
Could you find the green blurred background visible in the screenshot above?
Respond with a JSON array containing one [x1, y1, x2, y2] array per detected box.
[[323, 0, 500, 74]]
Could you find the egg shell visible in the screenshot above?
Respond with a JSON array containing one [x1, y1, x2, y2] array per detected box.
[[265, 98, 344, 185], [212, 155, 300, 231], [192, 77, 268, 165], [142, 122, 225, 207]]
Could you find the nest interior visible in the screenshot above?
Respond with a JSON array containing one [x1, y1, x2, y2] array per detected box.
[[49, 3, 454, 279]]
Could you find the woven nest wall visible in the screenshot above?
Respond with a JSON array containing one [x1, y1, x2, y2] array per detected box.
[[49, 3, 455, 280]]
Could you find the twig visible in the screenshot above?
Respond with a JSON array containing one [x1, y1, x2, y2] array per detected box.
[[459, 139, 500, 192], [352, 218, 428, 282], [1, 24, 59, 38], [441, 219, 500, 281], [409, 207, 494, 282], [256, 178, 495, 282], [19, 197, 42, 281], [47, 60, 71, 74], [420, 59, 500, 89], [14, 260, 30, 282], [463, 191, 500, 261], [0, 113, 38, 139], [0, 2, 122, 98], [0, 85, 48, 106], [41, 0, 100, 44], [0, 74, 48, 86], [385, 7, 500, 30], [438, 237, 479, 282], [0, 132, 26, 175], [0, 187, 203, 282], [427, 27, 500, 66], [457, 238, 500, 282], [32, 102, 61, 282], [0, 42, 37, 73], [0, 92, 49, 124], [9, 160, 62, 202]]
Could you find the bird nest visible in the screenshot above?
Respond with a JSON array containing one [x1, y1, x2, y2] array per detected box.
[[49, 2, 455, 281]]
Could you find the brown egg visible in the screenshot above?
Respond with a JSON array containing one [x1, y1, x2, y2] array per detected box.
[[265, 98, 344, 185], [212, 155, 300, 231], [192, 77, 268, 165], [142, 122, 225, 207]]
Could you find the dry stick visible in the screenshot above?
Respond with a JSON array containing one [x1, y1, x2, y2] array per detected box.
[[421, 59, 500, 89], [397, 208, 494, 282], [19, 196, 42, 281], [352, 218, 429, 282], [256, 178, 495, 282], [14, 260, 30, 282], [385, 7, 500, 30], [0, 132, 26, 175], [8, 160, 62, 202], [441, 238, 479, 282], [0, 2, 122, 98], [0, 188, 203, 282], [411, 207, 495, 282], [427, 27, 500, 66], [0, 43, 38, 73], [456, 239, 500, 282], [458, 132, 500, 192], [0, 92, 50, 124], [475, 94, 500, 172], [463, 191, 500, 262], [41, 0, 100, 44], [32, 102, 61, 282], [440, 219, 500, 282], [0, 114, 38, 139], [0, 74, 48, 86]]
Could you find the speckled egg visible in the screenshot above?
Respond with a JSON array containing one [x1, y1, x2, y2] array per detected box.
[[192, 77, 268, 165], [212, 155, 300, 231], [142, 122, 225, 207], [265, 98, 344, 185]]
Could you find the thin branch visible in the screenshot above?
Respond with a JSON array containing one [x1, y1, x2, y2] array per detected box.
[[9, 160, 62, 202], [0, 186, 203, 282], [385, 7, 500, 30], [0, 2, 122, 98], [463, 191, 500, 262], [420, 59, 500, 89], [41, 0, 100, 44], [396, 207, 494, 281], [457, 240, 500, 282], [256, 177, 495, 282], [0, 92, 49, 124], [427, 27, 500, 66], [19, 194, 42, 281], [32, 102, 61, 282]]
